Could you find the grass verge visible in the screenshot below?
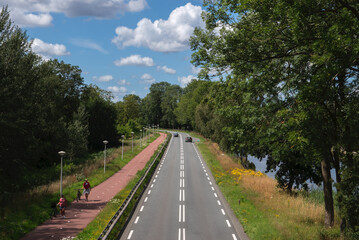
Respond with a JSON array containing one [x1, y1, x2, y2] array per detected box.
[[190, 132, 341, 240], [1, 134, 161, 240]]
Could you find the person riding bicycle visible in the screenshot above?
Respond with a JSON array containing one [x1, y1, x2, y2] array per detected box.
[[83, 179, 91, 201]]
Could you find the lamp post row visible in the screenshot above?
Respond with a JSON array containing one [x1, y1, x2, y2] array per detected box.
[[58, 128, 150, 196]]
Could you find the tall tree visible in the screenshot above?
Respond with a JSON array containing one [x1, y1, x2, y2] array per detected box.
[[191, 0, 359, 229], [81, 85, 119, 150]]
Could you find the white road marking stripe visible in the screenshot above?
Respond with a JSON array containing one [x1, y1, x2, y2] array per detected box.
[[178, 228, 181, 240], [226, 219, 231, 227], [153, 179, 156, 183], [155, 174, 158, 178], [214, 193, 218, 198], [232, 234, 238, 240], [134, 216, 139, 224], [148, 190, 151, 194], [183, 179, 185, 187], [183, 190, 185, 201], [179, 190, 182, 201], [183, 205, 185, 222], [221, 209, 226, 215], [209, 181, 212, 185], [127, 230, 133, 239], [217, 200, 221, 206], [179, 205, 182, 222], [183, 228, 186, 240], [144, 197, 148, 202], [212, 187, 215, 191], [151, 184, 154, 188], [140, 206, 144, 212]]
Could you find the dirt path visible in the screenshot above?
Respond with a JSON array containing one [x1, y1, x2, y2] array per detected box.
[[21, 133, 167, 240]]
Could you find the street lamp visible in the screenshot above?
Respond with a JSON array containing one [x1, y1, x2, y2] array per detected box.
[[131, 132, 134, 152], [58, 151, 66, 196], [121, 135, 125, 160], [140, 129, 142, 147], [103, 140, 108, 173]]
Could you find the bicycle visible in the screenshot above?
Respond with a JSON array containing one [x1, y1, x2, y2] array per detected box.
[[76, 188, 82, 202], [50, 202, 58, 219]]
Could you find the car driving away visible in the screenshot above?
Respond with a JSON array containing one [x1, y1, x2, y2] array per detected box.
[[185, 136, 192, 142], [174, 132, 179, 137]]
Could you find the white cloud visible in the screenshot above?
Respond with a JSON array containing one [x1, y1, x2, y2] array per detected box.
[[118, 79, 131, 85], [178, 75, 197, 88], [70, 39, 108, 54], [191, 66, 201, 75], [141, 73, 155, 84], [107, 86, 127, 94], [6, 0, 148, 27], [93, 75, 114, 82], [31, 38, 70, 58], [157, 65, 176, 74], [112, 3, 204, 52], [114, 55, 155, 67]]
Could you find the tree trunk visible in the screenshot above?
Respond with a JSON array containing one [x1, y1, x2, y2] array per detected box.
[[321, 157, 335, 227]]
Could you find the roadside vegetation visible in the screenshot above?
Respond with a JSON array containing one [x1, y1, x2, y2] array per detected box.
[[2, 1, 359, 238], [0, 134, 159, 240], [191, 132, 341, 240], [75, 133, 171, 240]]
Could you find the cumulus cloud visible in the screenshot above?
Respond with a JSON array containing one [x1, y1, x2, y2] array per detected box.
[[112, 3, 204, 52], [31, 38, 70, 58], [157, 65, 176, 75], [114, 55, 155, 67], [70, 38, 108, 54], [178, 75, 197, 88], [92, 75, 114, 82], [5, 0, 148, 27], [107, 86, 127, 94], [118, 79, 131, 85], [140, 73, 155, 84]]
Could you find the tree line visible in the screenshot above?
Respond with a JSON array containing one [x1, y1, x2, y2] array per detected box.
[[2, 1, 359, 236]]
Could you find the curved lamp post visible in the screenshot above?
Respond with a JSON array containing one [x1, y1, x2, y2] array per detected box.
[[58, 151, 66, 196], [103, 140, 108, 173]]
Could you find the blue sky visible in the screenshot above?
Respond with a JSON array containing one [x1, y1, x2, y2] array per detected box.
[[1, 0, 204, 101]]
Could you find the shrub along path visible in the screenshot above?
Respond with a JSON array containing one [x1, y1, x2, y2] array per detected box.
[[21, 133, 167, 240]]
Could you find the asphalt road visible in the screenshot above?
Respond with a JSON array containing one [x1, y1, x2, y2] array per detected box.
[[120, 132, 248, 240]]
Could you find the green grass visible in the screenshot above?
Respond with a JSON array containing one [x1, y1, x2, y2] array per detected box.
[[189, 132, 341, 240], [190, 132, 279, 239], [1, 134, 162, 240]]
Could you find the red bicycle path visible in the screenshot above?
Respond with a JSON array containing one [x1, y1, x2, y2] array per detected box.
[[21, 133, 167, 240]]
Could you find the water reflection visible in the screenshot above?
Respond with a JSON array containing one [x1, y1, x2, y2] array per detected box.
[[248, 155, 337, 190]]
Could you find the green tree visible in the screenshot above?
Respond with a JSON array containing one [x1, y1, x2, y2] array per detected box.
[[161, 85, 182, 128], [191, 0, 359, 230], [174, 80, 212, 129], [81, 85, 119, 150]]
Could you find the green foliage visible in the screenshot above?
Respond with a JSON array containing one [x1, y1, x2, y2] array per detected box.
[[190, 0, 359, 230], [82, 85, 119, 150]]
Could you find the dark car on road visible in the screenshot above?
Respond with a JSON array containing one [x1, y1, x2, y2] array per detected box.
[[185, 137, 192, 142], [174, 132, 179, 137]]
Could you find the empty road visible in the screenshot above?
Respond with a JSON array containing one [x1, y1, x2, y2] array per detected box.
[[120, 132, 248, 240]]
